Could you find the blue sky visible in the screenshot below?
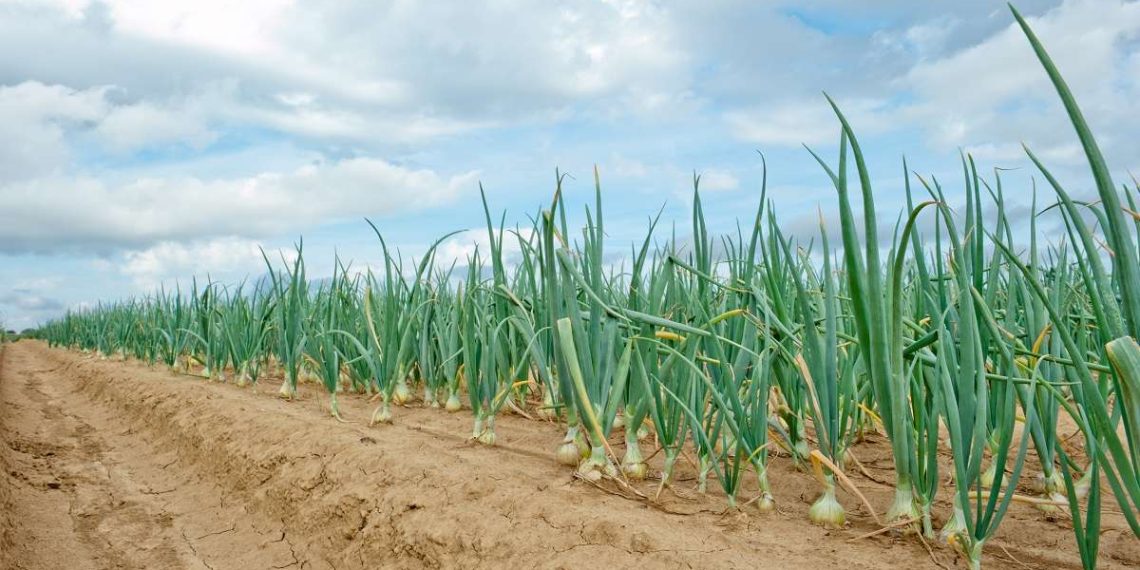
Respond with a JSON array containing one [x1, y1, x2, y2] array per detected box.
[[2, 0, 1139, 330]]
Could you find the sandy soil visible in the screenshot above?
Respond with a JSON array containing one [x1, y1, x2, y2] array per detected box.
[[0, 340, 1136, 569]]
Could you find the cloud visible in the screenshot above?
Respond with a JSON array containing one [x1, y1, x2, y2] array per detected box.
[[0, 290, 65, 312], [274, 1, 688, 120], [119, 237, 266, 290], [95, 100, 216, 152], [606, 154, 650, 178], [895, 0, 1140, 165], [0, 80, 217, 169], [724, 101, 849, 147], [0, 5, 465, 150], [0, 81, 107, 182], [698, 169, 740, 192], [0, 157, 479, 253], [716, 0, 1140, 184], [872, 16, 961, 61], [0, 0, 1136, 332], [0, 1, 691, 140], [101, 0, 294, 57], [11, 277, 65, 290], [436, 227, 536, 269], [0, 274, 68, 329]]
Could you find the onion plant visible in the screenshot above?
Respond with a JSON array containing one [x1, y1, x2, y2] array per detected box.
[[305, 260, 355, 420], [782, 218, 856, 528], [156, 286, 193, 374], [262, 244, 308, 399], [432, 271, 464, 411], [1006, 4, 1140, 538], [362, 226, 456, 424], [815, 118, 936, 524], [220, 282, 275, 387]]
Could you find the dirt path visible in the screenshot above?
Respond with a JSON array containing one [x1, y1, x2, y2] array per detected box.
[[1, 341, 1136, 569], [0, 342, 298, 570]]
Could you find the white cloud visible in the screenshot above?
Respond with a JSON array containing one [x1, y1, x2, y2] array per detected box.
[[4, 77, 477, 164], [269, 1, 689, 121], [0, 291, 64, 312], [0, 80, 220, 167], [1, 0, 1137, 331], [0, 157, 479, 253], [101, 0, 293, 57], [607, 154, 649, 178], [957, 141, 1084, 164], [725, 98, 890, 147], [436, 227, 536, 269], [872, 17, 962, 61], [717, 0, 1140, 176], [897, 0, 1140, 163], [11, 276, 65, 290], [0, 81, 107, 181], [7, 1, 689, 125], [120, 237, 264, 289], [238, 102, 491, 143], [698, 169, 739, 192], [95, 101, 215, 152]]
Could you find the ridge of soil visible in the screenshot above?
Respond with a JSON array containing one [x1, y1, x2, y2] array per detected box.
[[1, 341, 1137, 569]]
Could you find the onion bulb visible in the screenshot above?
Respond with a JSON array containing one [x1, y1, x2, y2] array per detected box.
[[577, 446, 617, 482], [979, 462, 996, 490], [477, 431, 496, 446], [621, 430, 647, 480], [371, 402, 393, 425], [556, 441, 581, 466], [808, 476, 845, 529], [424, 386, 439, 409], [793, 438, 811, 466], [939, 499, 967, 545], [756, 493, 775, 513], [886, 479, 919, 524], [235, 366, 250, 388], [755, 467, 775, 512], [556, 426, 588, 466], [445, 391, 463, 412], [277, 378, 295, 399], [1074, 467, 1093, 500], [1034, 471, 1066, 514], [392, 379, 412, 405], [476, 416, 497, 446]]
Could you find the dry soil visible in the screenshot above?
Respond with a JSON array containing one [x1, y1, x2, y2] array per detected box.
[[1, 341, 1137, 569]]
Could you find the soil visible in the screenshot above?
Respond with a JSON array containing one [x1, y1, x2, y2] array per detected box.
[[0, 340, 1136, 569]]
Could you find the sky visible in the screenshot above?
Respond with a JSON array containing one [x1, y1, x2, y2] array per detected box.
[[1, 0, 1139, 331]]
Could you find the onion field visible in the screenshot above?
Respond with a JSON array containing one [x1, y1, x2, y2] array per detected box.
[[27, 8, 1140, 570]]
